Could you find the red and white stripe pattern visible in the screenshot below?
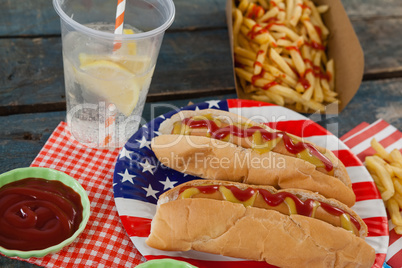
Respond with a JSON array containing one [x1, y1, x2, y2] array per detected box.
[[114, 0, 126, 34], [99, 0, 127, 147], [341, 119, 402, 268], [116, 99, 389, 268], [100, 104, 117, 148], [113, 0, 126, 51]]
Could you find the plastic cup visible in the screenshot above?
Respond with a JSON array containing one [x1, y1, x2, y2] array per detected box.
[[53, 0, 175, 148]]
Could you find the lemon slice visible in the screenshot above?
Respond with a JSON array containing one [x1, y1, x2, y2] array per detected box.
[[123, 29, 137, 55], [78, 60, 141, 116], [78, 53, 110, 66], [79, 53, 151, 75], [114, 55, 151, 74]]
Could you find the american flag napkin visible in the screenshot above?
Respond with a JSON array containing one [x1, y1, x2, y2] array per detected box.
[[340, 119, 402, 268]]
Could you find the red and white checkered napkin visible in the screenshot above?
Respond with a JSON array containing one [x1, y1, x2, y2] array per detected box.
[[16, 122, 145, 267], [340, 119, 402, 267]]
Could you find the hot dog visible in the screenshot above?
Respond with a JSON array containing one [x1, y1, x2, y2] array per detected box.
[[146, 180, 375, 268], [151, 109, 356, 207]]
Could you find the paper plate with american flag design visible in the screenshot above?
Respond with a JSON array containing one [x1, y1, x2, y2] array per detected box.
[[113, 99, 389, 268]]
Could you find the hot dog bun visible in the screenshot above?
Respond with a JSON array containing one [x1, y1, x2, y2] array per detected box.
[[152, 109, 355, 207], [146, 180, 375, 268]]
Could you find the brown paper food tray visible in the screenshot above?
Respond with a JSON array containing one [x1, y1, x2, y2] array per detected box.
[[226, 0, 364, 114]]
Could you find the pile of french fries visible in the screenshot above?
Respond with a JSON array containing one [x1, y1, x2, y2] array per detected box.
[[232, 0, 338, 112], [365, 139, 402, 234]]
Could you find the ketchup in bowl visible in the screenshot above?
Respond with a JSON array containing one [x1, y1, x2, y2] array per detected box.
[[0, 177, 83, 251]]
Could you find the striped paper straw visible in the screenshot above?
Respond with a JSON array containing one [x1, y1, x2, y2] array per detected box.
[[113, 0, 126, 50], [101, 104, 117, 148], [102, 0, 127, 148]]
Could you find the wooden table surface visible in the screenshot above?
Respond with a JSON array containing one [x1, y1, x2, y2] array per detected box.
[[1, 0, 402, 266]]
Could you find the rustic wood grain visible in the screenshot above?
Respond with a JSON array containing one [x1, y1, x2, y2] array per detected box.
[[338, 77, 402, 135], [343, 0, 402, 20], [311, 78, 402, 137], [0, 256, 42, 268], [354, 18, 402, 77], [149, 30, 234, 99], [1, 0, 402, 36], [0, 29, 234, 114], [0, 0, 59, 36], [2, 15, 402, 111], [0, 0, 228, 36], [0, 111, 65, 173], [0, 37, 64, 109]]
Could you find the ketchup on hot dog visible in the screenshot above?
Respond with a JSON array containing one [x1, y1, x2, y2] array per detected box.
[[179, 184, 360, 235], [176, 116, 333, 172]]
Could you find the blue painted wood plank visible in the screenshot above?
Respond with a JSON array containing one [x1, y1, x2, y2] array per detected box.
[[1, 0, 402, 36], [0, 29, 235, 111], [0, 0, 229, 36]]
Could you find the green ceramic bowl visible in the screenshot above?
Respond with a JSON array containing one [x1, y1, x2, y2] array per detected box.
[[0, 167, 91, 258], [137, 259, 198, 268]]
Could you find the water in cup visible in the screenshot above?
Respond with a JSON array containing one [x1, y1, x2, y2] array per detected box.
[[53, 0, 175, 148], [63, 23, 154, 147]]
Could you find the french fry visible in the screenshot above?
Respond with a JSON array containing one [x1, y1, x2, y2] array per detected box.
[[270, 24, 300, 42], [372, 154, 387, 165], [312, 52, 323, 102], [285, 0, 294, 21], [393, 177, 402, 196], [289, 0, 302, 26], [257, 0, 269, 10], [391, 149, 402, 165], [370, 173, 383, 189], [392, 165, 402, 180], [232, 0, 337, 112], [289, 48, 306, 77], [232, 9, 243, 47], [277, 10, 286, 22], [269, 48, 298, 80], [263, 89, 285, 106], [326, 59, 335, 90], [271, 32, 287, 40], [306, 1, 329, 38], [258, 6, 279, 22], [237, 32, 252, 51], [393, 192, 402, 208], [387, 198, 402, 226], [321, 78, 337, 101], [316, 5, 329, 14], [235, 56, 254, 68], [246, 3, 264, 19], [371, 138, 393, 163], [243, 18, 277, 45], [235, 46, 256, 60], [365, 156, 394, 201], [276, 39, 293, 47], [385, 163, 395, 177], [263, 64, 298, 87], [254, 42, 269, 74], [394, 226, 402, 235], [238, 0, 249, 13]]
